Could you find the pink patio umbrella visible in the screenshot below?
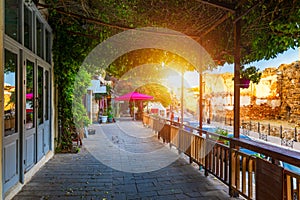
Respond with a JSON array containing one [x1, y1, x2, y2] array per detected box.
[[26, 93, 33, 100], [115, 92, 153, 120], [115, 92, 153, 101]]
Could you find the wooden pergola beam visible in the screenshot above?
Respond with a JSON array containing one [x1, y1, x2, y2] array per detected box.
[[200, 12, 231, 37], [195, 0, 236, 13]]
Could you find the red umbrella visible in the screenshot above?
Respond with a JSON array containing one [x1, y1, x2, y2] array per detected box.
[[115, 92, 153, 101], [115, 92, 153, 120], [26, 93, 33, 100]]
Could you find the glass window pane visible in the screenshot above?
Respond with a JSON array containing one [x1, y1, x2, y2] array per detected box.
[[26, 60, 34, 130], [38, 66, 44, 125], [4, 49, 18, 136], [45, 71, 49, 121], [5, 0, 19, 41], [46, 30, 51, 64], [36, 19, 44, 58], [24, 5, 33, 50]]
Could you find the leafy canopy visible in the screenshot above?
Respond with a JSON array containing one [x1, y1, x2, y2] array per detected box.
[[44, 0, 300, 151]]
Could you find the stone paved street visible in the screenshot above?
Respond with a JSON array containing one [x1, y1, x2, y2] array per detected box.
[[12, 121, 242, 200]]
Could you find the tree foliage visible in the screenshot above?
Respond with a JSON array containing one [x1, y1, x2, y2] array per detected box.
[[48, 11, 100, 151], [107, 49, 195, 78], [136, 83, 172, 108], [44, 0, 300, 151], [43, 0, 300, 64]]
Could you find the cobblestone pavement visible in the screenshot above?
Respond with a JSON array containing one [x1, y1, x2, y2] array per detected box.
[[13, 121, 242, 200]]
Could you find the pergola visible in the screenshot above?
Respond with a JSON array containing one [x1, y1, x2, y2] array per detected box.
[[38, 0, 300, 139]]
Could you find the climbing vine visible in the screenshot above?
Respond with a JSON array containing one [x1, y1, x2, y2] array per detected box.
[[49, 14, 99, 151], [44, 0, 300, 151]]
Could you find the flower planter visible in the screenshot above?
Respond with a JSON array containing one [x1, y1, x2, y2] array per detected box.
[[10, 118, 15, 129], [101, 116, 108, 123], [108, 117, 113, 123], [5, 119, 11, 130], [240, 78, 250, 89]]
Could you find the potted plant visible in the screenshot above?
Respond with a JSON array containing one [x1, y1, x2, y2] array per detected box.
[[107, 106, 114, 123], [239, 66, 262, 88], [101, 109, 108, 123], [215, 128, 229, 144]]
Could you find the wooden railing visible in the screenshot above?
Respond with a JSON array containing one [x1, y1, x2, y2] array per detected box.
[[230, 149, 256, 199], [170, 125, 179, 148], [230, 137, 300, 200], [206, 140, 230, 185], [142, 114, 300, 200], [284, 170, 300, 200]]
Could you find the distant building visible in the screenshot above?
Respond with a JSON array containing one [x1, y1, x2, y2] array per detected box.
[[202, 61, 300, 124], [86, 79, 107, 122]]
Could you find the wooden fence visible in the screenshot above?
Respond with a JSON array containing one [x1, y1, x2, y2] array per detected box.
[[142, 114, 300, 200]]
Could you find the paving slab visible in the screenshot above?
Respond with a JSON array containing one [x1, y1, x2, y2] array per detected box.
[[12, 121, 243, 200]]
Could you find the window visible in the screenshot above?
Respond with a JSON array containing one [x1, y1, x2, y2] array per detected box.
[[5, 0, 20, 41], [46, 30, 52, 64], [38, 66, 44, 125], [45, 71, 49, 121], [4, 49, 18, 136], [24, 5, 33, 50], [36, 19, 44, 58], [26, 60, 35, 130]]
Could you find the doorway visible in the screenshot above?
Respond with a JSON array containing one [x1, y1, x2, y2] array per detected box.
[[3, 47, 20, 192]]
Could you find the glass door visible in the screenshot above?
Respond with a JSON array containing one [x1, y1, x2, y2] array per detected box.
[[24, 56, 36, 172], [3, 48, 20, 192], [36, 66, 44, 160], [37, 62, 51, 160], [44, 70, 51, 153], [36, 63, 51, 159]]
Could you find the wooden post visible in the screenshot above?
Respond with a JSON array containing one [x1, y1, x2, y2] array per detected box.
[[233, 18, 241, 139], [231, 10, 241, 198], [181, 67, 184, 128], [229, 142, 233, 196], [199, 72, 203, 135], [204, 146, 209, 176]]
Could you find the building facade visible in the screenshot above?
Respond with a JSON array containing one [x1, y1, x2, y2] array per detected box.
[[203, 62, 300, 123], [1, 0, 54, 198]]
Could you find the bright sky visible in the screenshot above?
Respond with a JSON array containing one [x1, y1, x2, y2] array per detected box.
[[185, 48, 299, 87], [211, 48, 299, 74]]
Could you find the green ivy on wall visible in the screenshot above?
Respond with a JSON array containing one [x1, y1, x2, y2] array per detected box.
[[48, 14, 100, 151]]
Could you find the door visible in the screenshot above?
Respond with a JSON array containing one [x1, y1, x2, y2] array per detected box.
[[37, 66, 44, 160], [24, 56, 36, 172], [37, 64, 51, 161], [43, 70, 51, 153], [3, 48, 20, 192]]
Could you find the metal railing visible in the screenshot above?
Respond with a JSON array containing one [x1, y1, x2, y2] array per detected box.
[[210, 115, 299, 148], [142, 114, 300, 200]]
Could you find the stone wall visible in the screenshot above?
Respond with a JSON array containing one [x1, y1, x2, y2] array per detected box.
[[278, 62, 300, 123], [203, 62, 300, 122], [223, 104, 281, 121]]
